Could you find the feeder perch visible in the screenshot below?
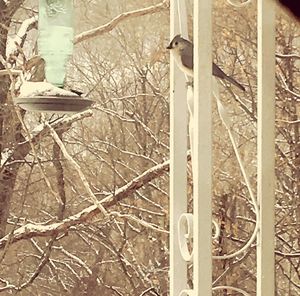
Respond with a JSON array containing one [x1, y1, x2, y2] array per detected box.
[[15, 0, 93, 113]]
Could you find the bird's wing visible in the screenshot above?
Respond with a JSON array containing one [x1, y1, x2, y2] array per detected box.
[[181, 46, 193, 70]]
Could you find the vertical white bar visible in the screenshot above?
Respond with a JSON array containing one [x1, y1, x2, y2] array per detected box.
[[177, 0, 189, 39], [193, 0, 212, 295], [257, 0, 275, 295], [169, 0, 188, 295]]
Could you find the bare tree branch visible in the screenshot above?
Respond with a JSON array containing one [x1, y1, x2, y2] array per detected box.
[[74, 0, 169, 44], [47, 122, 108, 216], [276, 53, 300, 59], [275, 251, 300, 258], [1, 110, 93, 171], [0, 155, 177, 249], [6, 0, 25, 18]]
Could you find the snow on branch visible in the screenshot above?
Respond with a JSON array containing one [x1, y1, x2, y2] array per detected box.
[[0, 155, 180, 249], [0, 110, 93, 170], [276, 52, 300, 59], [0, 148, 13, 168], [6, 15, 38, 61], [74, 0, 169, 44]]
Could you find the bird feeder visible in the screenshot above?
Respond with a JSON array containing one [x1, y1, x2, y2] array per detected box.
[[39, 0, 73, 86], [16, 0, 93, 113]]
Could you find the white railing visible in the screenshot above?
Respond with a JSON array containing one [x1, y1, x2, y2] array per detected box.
[[257, 0, 275, 295], [169, 0, 275, 295], [169, 0, 189, 293]]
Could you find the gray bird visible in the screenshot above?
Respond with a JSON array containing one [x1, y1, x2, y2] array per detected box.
[[166, 35, 245, 91]]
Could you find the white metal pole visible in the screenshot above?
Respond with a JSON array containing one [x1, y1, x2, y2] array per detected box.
[[177, 0, 189, 39], [169, 0, 188, 294], [257, 0, 276, 295], [193, 0, 213, 295]]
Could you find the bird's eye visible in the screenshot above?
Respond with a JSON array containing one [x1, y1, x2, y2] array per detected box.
[[174, 41, 178, 46]]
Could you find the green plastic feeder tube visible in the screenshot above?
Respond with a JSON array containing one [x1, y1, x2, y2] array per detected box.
[[38, 0, 74, 87]]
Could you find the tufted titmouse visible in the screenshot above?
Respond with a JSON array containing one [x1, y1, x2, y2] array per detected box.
[[167, 35, 245, 91]]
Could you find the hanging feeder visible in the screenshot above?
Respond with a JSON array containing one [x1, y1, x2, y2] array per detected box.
[[17, 81, 93, 113], [16, 0, 93, 113]]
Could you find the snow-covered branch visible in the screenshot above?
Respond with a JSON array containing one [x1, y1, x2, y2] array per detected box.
[[74, 0, 169, 44], [0, 157, 174, 249], [276, 52, 300, 59], [0, 110, 93, 170], [6, 15, 38, 61]]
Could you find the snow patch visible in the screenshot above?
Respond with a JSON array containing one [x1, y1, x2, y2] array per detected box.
[[31, 123, 46, 137], [19, 81, 80, 97], [1, 148, 13, 167], [6, 16, 38, 59]]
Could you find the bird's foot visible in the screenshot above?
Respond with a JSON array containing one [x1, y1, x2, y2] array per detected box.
[[186, 80, 194, 88]]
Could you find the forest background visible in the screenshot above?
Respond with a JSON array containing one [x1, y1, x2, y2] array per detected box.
[[0, 0, 299, 295]]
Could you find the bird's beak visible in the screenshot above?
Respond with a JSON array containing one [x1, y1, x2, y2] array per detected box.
[[166, 43, 172, 49]]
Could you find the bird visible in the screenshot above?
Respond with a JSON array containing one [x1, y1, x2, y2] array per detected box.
[[166, 35, 245, 91]]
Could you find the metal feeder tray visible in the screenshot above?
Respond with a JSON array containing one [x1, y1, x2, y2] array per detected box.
[[15, 95, 94, 113]]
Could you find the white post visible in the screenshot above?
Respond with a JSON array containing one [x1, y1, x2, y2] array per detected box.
[[257, 0, 275, 295], [193, 0, 213, 295], [169, 0, 188, 294]]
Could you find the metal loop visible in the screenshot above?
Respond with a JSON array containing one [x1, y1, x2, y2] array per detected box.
[[212, 220, 221, 240], [226, 0, 252, 8], [178, 213, 194, 262], [179, 289, 195, 296]]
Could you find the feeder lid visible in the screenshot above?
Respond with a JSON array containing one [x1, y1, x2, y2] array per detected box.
[[15, 81, 93, 113]]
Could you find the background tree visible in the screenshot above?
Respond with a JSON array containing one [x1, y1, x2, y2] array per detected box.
[[0, 0, 299, 295]]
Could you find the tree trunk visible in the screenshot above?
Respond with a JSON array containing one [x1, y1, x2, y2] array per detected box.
[[0, 0, 26, 238]]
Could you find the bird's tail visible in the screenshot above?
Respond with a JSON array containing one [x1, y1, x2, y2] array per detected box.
[[224, 75, 245, 91]]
